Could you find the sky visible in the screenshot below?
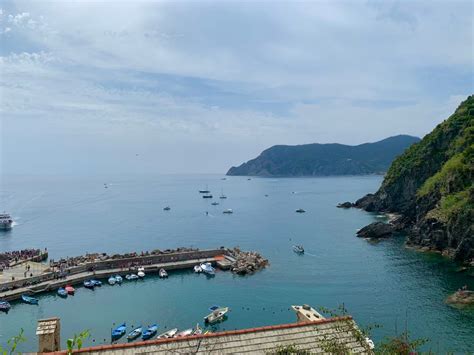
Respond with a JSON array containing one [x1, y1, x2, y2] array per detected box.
[[0, 0, 472, 175]]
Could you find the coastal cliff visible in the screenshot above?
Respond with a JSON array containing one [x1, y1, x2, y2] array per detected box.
[[227, 135, 419, 177], [354, 95, 474, 263]]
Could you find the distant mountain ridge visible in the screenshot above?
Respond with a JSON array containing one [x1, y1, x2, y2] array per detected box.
[[227, 135, 420, 177]]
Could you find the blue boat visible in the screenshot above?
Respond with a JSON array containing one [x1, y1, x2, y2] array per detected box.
[[111, 323, 127, 340], [0, 300, 11, 312], [127, 325, 142, 341], [142, 324, 158, 340], [84, 280, 95, 289], [91, 279, 102, 287], [21, 295, 39, 305], [57, 288, 68, 298]]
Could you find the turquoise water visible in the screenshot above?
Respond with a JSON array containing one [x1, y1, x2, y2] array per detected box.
[[0, 174, 473, 352]]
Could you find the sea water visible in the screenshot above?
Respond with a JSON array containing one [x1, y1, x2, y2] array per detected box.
[[0, 174, 472, 352]]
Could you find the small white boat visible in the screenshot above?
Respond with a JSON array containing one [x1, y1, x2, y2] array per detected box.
[[200, 262, 215, 275], [293, 245, 304, 254], [115, 275, 123, 284], [204, 307, 229, 324], [108, 276, 117, 285], [157, 328, 178, 339], [194, 265, 202, 273], [175, 329, 193, 337], [159, 268, 168, 278], [223, 209, 233, 214], [192, 323, 203, 335], [126, 274, 139, 280], [137, 270, 145, 278]]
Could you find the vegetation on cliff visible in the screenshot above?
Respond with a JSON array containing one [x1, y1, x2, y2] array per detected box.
[[355, 95, 474, 262], [227, 135, 420, 177]]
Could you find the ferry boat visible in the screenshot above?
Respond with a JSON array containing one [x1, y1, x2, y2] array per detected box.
[[0, 213, 13, 230]]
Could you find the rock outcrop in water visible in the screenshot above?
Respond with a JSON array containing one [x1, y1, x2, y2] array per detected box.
[[352, 95, 474, 264], [227, 135, 420, 177], [356, 222, 394, 239], [228, 247, 269, 275]]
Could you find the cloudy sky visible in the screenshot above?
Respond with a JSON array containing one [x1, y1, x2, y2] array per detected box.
[[0, 0, 472, 175]]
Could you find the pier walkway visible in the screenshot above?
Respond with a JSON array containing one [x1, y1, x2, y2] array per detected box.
[[0, 255, 221, 302]]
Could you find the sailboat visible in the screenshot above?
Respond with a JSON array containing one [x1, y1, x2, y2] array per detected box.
[[199, 184, 210, 194], [219, 188, 227, 199]]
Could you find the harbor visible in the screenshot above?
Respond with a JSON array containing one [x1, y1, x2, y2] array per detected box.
[[0, 247, 268, 303]]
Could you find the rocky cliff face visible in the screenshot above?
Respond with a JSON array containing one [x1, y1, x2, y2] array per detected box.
[[355, 95, 474, 263]]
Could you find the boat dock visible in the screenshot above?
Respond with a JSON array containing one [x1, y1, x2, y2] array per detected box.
[[0, 249, 227, 302]]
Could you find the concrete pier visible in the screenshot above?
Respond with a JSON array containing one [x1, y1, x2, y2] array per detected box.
[[0, 249, 226, 302]]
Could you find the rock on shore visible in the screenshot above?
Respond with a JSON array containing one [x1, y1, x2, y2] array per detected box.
[[356, 222, 394, 239], [446, 290, 474, 306], [228, 247, 268, 275]]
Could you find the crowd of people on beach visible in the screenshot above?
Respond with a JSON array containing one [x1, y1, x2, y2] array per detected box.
[[0, 249, 45, 270]]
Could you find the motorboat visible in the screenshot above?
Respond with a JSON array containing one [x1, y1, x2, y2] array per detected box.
[[202, 194, 213, 199], [111, 323, 127, 341], [137, 270, 145, 278], [223, 209, 233, 214], [295, 208, 306, 213], [194, 265, 202, 273], [57, 288, 68, 298], [91, 280, 102, 287], [200, 262, 215, 275], [0, 301, 11, 312], [204, 307, 229, 324], [163, 206, 171, 211], [159, 268, 168, 278], [199, 185, 210, 194], [157, 328, 178, 339], [84, 280, 95, 289], [127, 325, 142, 341], [65, 285, 75, 295], [175, 329, 193, 337], [108, 276, 117, 285], [211, 202, 219, 205], [115, 275, 123, 284], [0, 213, 13, 230], [21, 295, 39, 305], [142, 324, 158, 340], [126, 274, 139, 281], [293, 245, 305, 254]]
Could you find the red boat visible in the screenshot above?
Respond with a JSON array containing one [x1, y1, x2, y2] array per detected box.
[[65, 285, 75, 295]]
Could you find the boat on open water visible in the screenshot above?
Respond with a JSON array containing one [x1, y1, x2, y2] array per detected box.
[[204, 307, 229, 324], [293, 245, 305, 254]]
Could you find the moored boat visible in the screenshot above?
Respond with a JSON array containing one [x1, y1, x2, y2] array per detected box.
[[163, 206, 171, 211], [127, 325, 142, 341], [211, 201, 219, 205], [137, 270, 145, 278], [21, 295, 39, 305], [175, 328, 193, 337], [200, 262, 215, 275], [192, 323, 203, 335], [157, 328, 178, 339], [115, 275, 123, 284], [108, 276, 117, 285], [223, 208, 233, 214], [91, 279, 102, 287], [202, 194, 213, 199], [126, 274, 139, 281], [0, 300, 11, 312], [204, 307, 229, 324], [84, 280, 95, 289], [65, 285, 75, 295], [111, 323, 127, 341], [194, 265, 202, 273], [142, 324, 158, 340], [57, 288, 68, 298], [159, 268, 168, 278]]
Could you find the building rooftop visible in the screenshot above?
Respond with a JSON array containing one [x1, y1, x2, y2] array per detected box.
[[46, 314, 373, 354]]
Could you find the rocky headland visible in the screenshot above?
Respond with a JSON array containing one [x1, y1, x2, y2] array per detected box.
[[344, 95, 474, 265]]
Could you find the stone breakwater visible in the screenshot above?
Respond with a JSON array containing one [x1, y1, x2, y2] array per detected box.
[[228, 247, 269, 275]]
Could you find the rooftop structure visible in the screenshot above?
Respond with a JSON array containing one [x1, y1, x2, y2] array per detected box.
[[42, 306, 373, 354]]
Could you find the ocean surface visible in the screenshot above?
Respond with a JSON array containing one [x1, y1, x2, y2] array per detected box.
[[0, 174, 473, 352]]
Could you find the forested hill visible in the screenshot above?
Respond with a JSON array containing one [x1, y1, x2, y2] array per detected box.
[[227, 135, 420, 177]]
